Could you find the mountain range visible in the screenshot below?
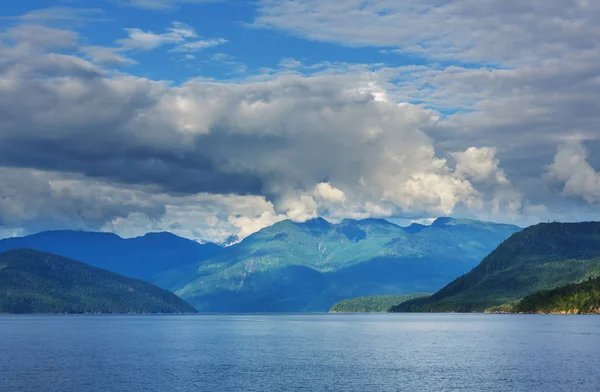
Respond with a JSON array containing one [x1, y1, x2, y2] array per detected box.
[[0, 217, 520, 312], [172, 217, 520, 311], [0, 230, 222, 282]]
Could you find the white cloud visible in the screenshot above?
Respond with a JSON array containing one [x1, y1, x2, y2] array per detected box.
[[170, 38, 228, 53], [547, 141, 600, 203], [452, 147, 509, 185], [2, 6, 600, 240], [117, 22, 195, 51], [313, 182, 345, 203], [254, 0, 600, 64], [4, 7, 106, 23], [81, 46, 137, 66], [120, 0, 220, 10], [110, 22, 227, 56]]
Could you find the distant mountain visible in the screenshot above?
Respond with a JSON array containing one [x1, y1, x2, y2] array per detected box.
[[0, 249, 197, 314], [390, 222, 600, 313], [170, 217, 520, 312], [514, 276, 600, 314], [329, 293, 430, 313], [0, 231, 222, 283]]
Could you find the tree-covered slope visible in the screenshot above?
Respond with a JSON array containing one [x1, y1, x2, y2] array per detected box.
[[390, 222, 600, 313], [0, 231, 222, 284], [329, 293, 430, 313], [172, 217, 520, 312], [0, 249, 197, 314], [514, 277, 600, 314]]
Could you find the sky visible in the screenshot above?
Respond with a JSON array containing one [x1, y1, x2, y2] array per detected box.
[[0, 0, 599, 243]]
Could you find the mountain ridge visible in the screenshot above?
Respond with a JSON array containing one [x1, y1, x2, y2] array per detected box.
[[0, 230, 223, 283], [0, 249, 197, 314], [172, 217, 520, 312], [390, 221, 600, 313], [0, 217, 522, 313]]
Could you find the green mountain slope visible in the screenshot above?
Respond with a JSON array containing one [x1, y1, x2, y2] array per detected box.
[[169, 217, 520, 312], [514, 277, 600, 314], [0, 249, 197, 314], [390, 222, 600, 313], [329, 293, 430, 313]]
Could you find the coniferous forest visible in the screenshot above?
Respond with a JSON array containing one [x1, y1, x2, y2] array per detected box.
[[0, 249, 197, 314]]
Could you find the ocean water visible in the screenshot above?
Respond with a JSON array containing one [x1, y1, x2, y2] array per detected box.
[[1, 314, 599, 392]]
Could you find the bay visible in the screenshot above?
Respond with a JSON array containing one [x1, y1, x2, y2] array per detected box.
[[1, 314, 599, 391]]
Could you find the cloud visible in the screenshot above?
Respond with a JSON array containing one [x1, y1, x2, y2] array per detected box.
[[170, 38, 228, 52], [452, 147, 509, 184], [112, 22, 227, 55], [547, 141, 600, 203], [81, 46, 138, 66], [2, 7, 106, 23], [253, 0, 600, 64], [117, 22, 195, 51], [1, 24, 79, 50], [2, 3, 600, 240], [0, 21, 518, 238], [119, 0, 220, 10], [0, 167, 164, 234], [313, 182, 345, 203]]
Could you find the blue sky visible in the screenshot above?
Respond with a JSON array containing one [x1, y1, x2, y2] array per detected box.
[[0, 0, 599, 242], [2, 0, 427, 83]]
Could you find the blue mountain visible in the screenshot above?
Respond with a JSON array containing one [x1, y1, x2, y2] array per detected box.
[[170, 217, 521, 312], [0, 217, 521, 312], [0, 230, 222, 282]]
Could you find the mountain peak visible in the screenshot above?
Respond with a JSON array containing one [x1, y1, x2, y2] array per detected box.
[[295, 217, 334, 234], [431, 217, 457, 226], [403, 223, 428, 234], [357, 218, 400, 227]]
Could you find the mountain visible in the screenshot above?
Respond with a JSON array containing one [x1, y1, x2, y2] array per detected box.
[[390, 222, 600, 313], [0, 230, 222, 283], [514, 277, 600, 314], [169, 217, 520, 312], [329, 293, 430, 313], [0, 249, 197, 314]]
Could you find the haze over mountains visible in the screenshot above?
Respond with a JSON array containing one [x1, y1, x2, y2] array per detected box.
[[0, 217, 520, 312], [0, 231, 222, 282]]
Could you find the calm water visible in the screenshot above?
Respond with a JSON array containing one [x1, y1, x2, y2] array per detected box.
[[1, 314, 599, 392]]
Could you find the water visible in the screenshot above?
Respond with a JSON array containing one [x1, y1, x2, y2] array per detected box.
[[1, 314, 599, 392]]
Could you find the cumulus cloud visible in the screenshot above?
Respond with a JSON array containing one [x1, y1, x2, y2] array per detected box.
[[452, 147, 509, 184], [547, 141, 600, 203], [2, 2, 599, 240], [313, 183, 345, 203], [0, 21, 511, 239], [0, 167, 164, 235]]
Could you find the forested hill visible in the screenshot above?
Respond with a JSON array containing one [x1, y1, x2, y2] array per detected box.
[[0, 249, 197, 314], [329, 293, 430, 312], [390, 222, 600, 313], [514, 277, 600, 314]]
